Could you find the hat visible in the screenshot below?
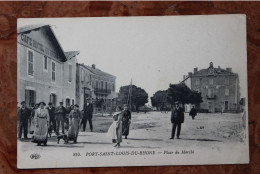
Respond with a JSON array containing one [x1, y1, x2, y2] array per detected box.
[[39, 101, 46, 106], [59, 101, 63, 104], [123, 104, 128, 107], [21, 101, 26, 104], [35, 103, 39, 107], [74, 104, 79, 108], [175, 101, 180, 104], [48, 102, 53, 105]]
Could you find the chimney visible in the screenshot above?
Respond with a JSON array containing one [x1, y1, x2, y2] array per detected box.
[[226, 68, 232, 72], [188, 72, 192, 77], [194, 67, 198, 74], [183, 75, 186, 80], [92, 64, 96, 69], [218, 66, 220, 70]]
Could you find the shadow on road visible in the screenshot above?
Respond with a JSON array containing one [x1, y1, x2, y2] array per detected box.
[[127, 138, 163, 141], [180, 138, 222, 142]]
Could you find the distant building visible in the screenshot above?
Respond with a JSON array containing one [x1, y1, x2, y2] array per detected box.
[[183, 62, 240, 113], [76, 63, 117, 111], [17, 25, 79, 107]]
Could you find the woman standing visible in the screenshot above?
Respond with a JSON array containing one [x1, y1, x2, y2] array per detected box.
[[33, 102, 49, 146], [67, 104, 82, 143], [107, 106, 123, 147]]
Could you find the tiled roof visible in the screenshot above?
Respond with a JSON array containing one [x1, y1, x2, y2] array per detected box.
[[17, 24, 49, 34], [79, 63, 116, 78], [64, 51, 80, 59], [195, 67, 234, 75]]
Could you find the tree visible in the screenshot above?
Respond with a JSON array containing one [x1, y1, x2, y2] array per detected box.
[[150, 90, 169, 110], [167, 83, 202, 105], [119, 85, 148, 111]]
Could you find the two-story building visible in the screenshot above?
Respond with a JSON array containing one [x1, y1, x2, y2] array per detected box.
[[76, 63, 117, 111], [183, 62, 240, 113], [17, 25, 79, 107]]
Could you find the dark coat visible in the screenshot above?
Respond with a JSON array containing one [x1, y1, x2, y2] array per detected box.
[[17, 107, 31, 123], [122, 110, 131, 122], [189, 108, 197, 117], [55, 105, 67, 117], [83, 103, 93, 119], [171, 107, 184, 124], [47, 106, 56, 120]]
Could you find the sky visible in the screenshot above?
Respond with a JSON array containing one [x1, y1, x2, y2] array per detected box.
[[18, 15, 248, 103]]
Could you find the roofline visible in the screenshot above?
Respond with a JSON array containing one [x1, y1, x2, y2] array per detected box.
[[77, 63, 116, 78]]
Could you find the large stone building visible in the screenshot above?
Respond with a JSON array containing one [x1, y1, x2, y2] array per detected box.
[[76, 63, 117, 111], [17, 25, 79, 107], [183, 62, 240, 113]]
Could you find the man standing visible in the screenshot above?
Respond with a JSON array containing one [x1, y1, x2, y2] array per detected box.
[[17, 101, 31, 139], [47, 102, 56, 134], [122, 104, 131, 139], [82, 98, 93, 132], [189, 106, 197, 120], [170, 101, 184, 139], [55, 101, 66, 135]]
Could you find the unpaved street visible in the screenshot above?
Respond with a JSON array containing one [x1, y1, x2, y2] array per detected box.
[[18, 112, 246, 152]]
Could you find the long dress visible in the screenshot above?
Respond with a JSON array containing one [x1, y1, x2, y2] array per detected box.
[[122, 110, 131, 136], [107, 112, 122, 143], [67, 109, 82, 142], [33, 108, 49, 144]]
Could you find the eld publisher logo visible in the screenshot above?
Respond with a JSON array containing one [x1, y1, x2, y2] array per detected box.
[[30, 153, 41, 160]]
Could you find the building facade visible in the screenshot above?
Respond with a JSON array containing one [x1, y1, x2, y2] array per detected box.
[[76, 63, 117, 112], [17, 25, 79, 107], [183, 62, 240, 113]]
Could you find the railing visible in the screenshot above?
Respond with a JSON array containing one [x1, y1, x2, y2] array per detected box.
[[94, 88, 111, 94]]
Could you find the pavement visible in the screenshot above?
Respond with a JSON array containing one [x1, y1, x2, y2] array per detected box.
[[18, 112, 246, 152]]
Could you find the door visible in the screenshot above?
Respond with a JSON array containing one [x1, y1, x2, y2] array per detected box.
[[50, 93, 57, 107], [25, 89, 36, 107], [208, 101, 215, 112], [224, 101, 229, 110]]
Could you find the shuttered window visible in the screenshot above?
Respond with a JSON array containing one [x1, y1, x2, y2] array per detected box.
[[28, 50, 34, 76]]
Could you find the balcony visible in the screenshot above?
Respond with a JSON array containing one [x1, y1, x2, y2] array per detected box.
[[206, 95, 216, 100], [94, 88, 111, 95]]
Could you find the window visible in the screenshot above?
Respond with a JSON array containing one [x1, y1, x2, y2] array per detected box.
[[89, 75, 92, 85], [209, 79, 213, 85], [225, 88, 229, 96], [225, 78, 229, 85], [81, 69, 84, 81], [51, 61, 56, 82], [43, 56, 48, 71], [112, 83, 115, 91], [105, 82, 108, 90], [27, 49, 34, 76], [96, 80, 98, 88], [195, 79, 200, 86], [68, 64, 72, 83], [72, 99, 74, 105], [101, 81, 103, 89], [25, 89, 36, 107]]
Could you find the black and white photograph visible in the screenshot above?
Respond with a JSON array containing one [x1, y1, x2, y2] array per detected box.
[[17, 15, 249, 168]]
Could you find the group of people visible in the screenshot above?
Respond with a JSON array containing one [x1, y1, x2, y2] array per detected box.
[[18, 98, 196, 147], [107, 104, 132, 148], [17, 98, 94, 146]]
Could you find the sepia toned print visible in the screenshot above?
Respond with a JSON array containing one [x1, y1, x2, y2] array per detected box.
[[17, 15, 248, 168]]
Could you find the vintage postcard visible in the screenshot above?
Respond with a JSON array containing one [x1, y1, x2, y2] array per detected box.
[[17, 15, 249, 168]]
